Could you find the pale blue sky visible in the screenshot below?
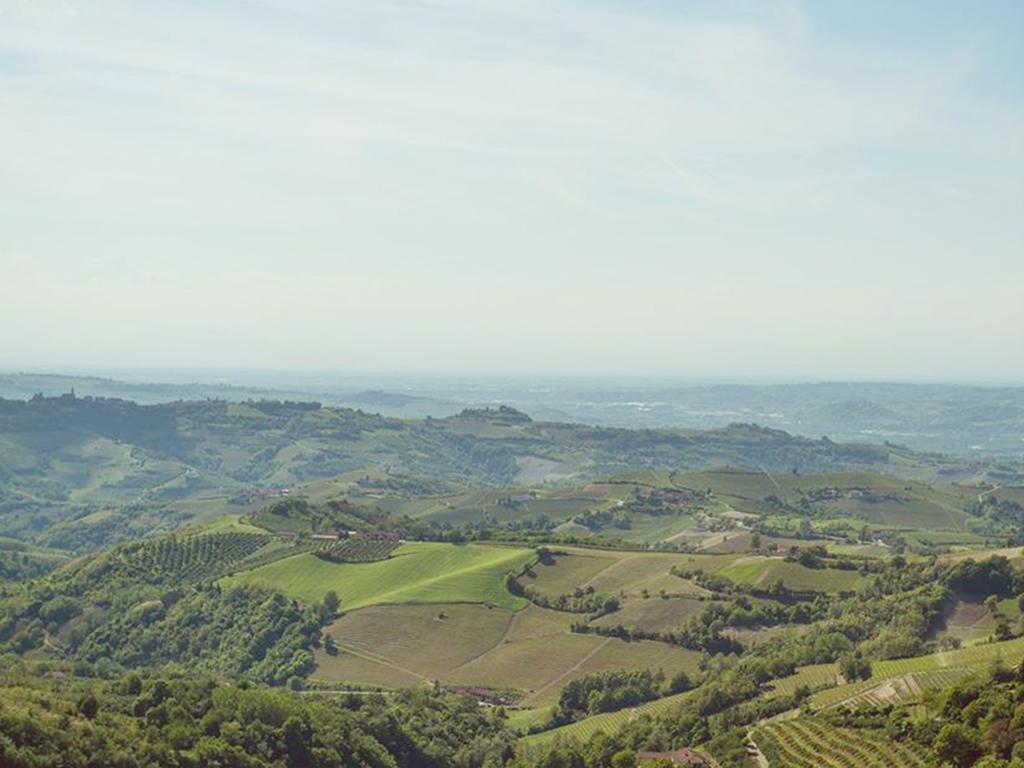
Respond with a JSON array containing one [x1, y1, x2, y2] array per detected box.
[[2, 0, 1022, 380]]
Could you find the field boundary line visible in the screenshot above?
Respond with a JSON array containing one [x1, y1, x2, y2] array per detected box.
[[332, 641, 428, 683], [444, 610, 520, 675], [345, 548, 530, 609], [578, 556, 643, 591], [757, 464, 781, 491], [521, 637, 612, 706]]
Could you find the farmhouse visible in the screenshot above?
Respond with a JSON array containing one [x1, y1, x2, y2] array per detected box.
[[444, 685, 516, 706], [496, 492, 539, 506], [637, 747, 710, 766]]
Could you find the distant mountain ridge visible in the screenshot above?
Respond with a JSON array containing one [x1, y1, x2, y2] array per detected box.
[[1, 392, 1019, 551], [2, 372, 1022, 459]]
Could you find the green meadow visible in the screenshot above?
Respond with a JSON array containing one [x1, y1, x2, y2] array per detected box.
[[223, 541, 534, 610]]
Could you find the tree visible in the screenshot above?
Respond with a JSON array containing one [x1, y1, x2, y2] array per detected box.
[[122, 672, 143, 695], [839, 652, 871, 682], [77, 693, 99, 719], [669, 671, 693, 693], [994, 619, 1012, 641], [610, 750, 636, 768], [323, 590, 340, 616], [323, 634, 338, 655], [933, 723, 981, 768], [984, 594, 1000, 616]]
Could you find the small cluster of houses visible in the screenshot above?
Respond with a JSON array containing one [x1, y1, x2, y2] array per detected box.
[[495, 492, 539, 506], [444, 686, 517, 707], [634, 487, 707, 506], [804, 485, 898, 503], [273, 529, 402, 542]]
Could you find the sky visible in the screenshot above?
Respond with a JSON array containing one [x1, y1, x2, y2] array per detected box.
[[1, 0, 1022, 382]]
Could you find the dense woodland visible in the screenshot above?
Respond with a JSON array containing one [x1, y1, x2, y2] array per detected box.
[[0, 664, 515, 768]]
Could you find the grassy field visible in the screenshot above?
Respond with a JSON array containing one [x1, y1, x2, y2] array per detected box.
[[579, 551, 737, 595], [312, 602, 701, 707], [939, 544, 1024, 565], [590, 596, 712, 632], [934, 598, 1023, 645], [524, 548, 737, 600], [716, 556, 865, 593], [314, 603, 514, 685], [223, 541, 534, 610], [583, 512, 701, 545], [446, 605, 701, 706], [523, 551, 621, 597]]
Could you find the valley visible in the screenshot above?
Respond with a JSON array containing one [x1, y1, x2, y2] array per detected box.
[[1, 395, 1023, 767]]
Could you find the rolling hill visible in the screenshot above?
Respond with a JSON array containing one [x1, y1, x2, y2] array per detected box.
[[3, 393, 1019, 553]]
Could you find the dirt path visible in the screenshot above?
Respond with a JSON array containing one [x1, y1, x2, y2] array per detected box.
[[978, 485, 1003, 503], [334, 641, 427, 683], [663, 528, 693, 544], [579, 557, 634, 591], [746, 732, 770, 768], [696, 529, 741, 551], [932, 498, 969, 530], [521, 637, 612, 706], [758, 465, 781, 491], [445, 610, 521, 675]]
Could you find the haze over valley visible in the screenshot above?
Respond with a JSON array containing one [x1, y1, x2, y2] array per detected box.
[[1, 1, 1022, 767]]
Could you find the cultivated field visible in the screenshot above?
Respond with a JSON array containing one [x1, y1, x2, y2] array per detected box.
[[445, 604, 702, 706], [589, 596, 712, 632], [520, 687, 701, 746], [754, 718, 933, 767], [765, 635, 1024, 710], [222, 541, 534, 610], [314, 603, 513, 685], [716, 556, 865, 593], [313, 601, 702, 706], [523, 548, 736, 600]]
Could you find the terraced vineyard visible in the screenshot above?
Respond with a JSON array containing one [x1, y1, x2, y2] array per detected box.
[[520, 688, 699, 747], [111, 531, 273, 583], [819, 667, 979, 709], [763, 635, 1024, 712], [872, 635, 1024, 676], [755, 718, 933, 767], [313, 537, 401, 563], [805, 637, 1024, 709], [763, 662, 838, 699]]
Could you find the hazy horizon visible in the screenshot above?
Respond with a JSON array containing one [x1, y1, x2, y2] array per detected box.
[[4, 365, 1024, 390], [3, 0, 1022, 380]]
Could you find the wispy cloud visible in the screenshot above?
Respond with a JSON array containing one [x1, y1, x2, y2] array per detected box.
[[1, 0, 1021, 377]]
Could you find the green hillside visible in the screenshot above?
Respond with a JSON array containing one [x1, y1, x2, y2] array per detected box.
[[5, 394, 1016, 553], [223, 541, 534, 610]]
